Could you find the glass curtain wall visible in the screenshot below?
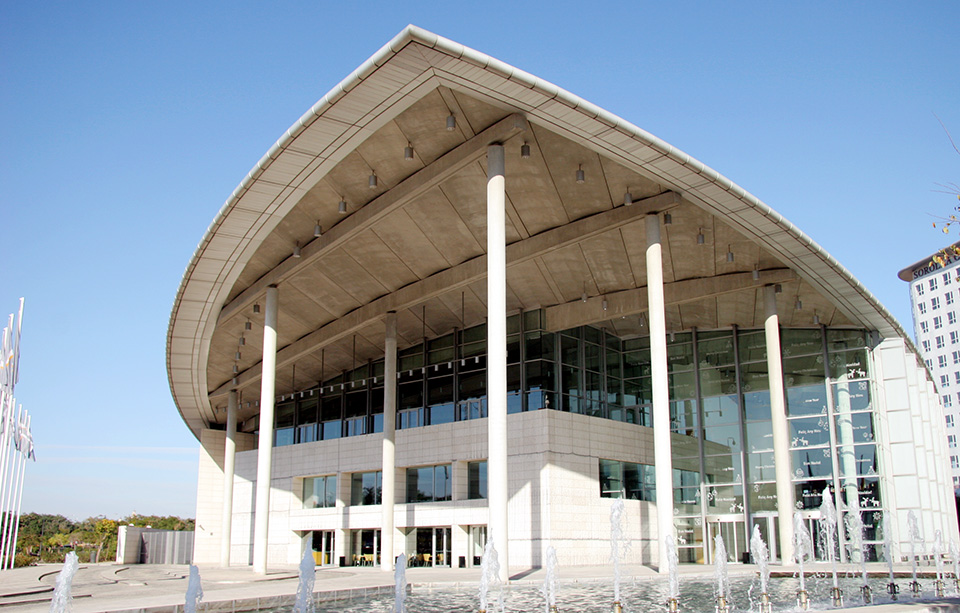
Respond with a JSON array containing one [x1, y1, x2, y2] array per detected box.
[[264, 308, 881, 563]]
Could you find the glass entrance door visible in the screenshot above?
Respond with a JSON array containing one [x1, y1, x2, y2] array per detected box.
[[414, 527, 451, 567], [469, 525, 487, 567], [749, 515, 779, 562], [707, 517, 747, 563], [351, 529, 380, 566], [311, 530, 335, 565]]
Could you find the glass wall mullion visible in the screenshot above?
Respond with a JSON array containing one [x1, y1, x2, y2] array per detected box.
[[731, 325, 751, 531], [691, 327, 709, 564], [821, 324, 846, 563]]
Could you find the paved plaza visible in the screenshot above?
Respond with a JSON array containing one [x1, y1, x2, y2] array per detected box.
[[1, 562, 960, 613]]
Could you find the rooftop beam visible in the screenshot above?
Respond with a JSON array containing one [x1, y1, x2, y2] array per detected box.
[[543, 269, 798, 331], [216, 112, 530, 326], [209, 190, 681, 400]]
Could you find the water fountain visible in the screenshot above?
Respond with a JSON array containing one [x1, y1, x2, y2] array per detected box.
[[540, 545, 558, 613], [749, 525, 771, 613], [609, 499, 626, 613], [394, 553, 407, 613], [952, 539, 960, 593], [292, 547, 315, 613], [665, 533, 680, 613], [819, 487, 842, 607], [478, 542, 502, 613], [882, 512, 899, 601], [907, 510, 924, 597], [793, 511, 813, 610], [933, 530, 946, 598], [713, 534, 730, 613], [184, 565, 203, 613], [843, 500, 870, 604], [49, 551, 79, 613]]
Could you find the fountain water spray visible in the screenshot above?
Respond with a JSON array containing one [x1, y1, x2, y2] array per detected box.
[[665, 533, 680, 612], [49, 551, 79, 613], [394, 553, 407, 613], [713, 534, 730, 613], [478, 542, 504, 613], [609, 498, 628, 612], [907, 510, 924, 597], [819, 487, 842, 607], [843, 499, 870, 603], [951, 539, 960, 593], [293, 547, 315, 613], [540, 545, 559, 613], [749, 525, 771, 613], [933, 530, 946, 597], [184, 565, 203, 613], [793, 511, 813, 610], [882, 512, 899, 601]]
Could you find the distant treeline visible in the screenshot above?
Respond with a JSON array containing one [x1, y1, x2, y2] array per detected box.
[[5, 512, 195, 567]]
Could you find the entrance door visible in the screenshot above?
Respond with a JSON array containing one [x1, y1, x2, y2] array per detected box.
[[311, 530, 335, 566], [351, 529, 380, 565], [415, 527, 451, 567], [749, 515, 778, 563], [707, 517, 747, 563], [469, 525, 487, 567]]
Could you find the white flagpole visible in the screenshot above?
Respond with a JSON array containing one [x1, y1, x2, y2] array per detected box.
[[11, 299, 23, 386], [5, 412, 28, 570], [0, 405, 20, 566], [0, 395, 12, 527]]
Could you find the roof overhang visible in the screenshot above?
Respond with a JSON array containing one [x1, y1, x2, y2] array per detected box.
[[167, 25, 912, 439]]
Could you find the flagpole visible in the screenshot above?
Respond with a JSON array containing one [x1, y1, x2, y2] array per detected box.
[[5, 412, 28, 570], [0, 405, 21, 567], [0, 395, 12, 541]]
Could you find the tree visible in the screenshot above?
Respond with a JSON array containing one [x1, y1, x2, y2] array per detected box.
[[930, 115, 960, 267], [94, 518, 118, 562]]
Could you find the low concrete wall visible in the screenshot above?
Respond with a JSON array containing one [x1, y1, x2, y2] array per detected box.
[[116, 526, 194, 565]]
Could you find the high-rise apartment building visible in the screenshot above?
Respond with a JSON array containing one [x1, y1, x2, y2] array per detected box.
[[899, 244, 960, 490]]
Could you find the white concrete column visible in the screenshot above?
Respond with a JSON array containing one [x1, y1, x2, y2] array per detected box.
[[646, 214, 674, 574], [220, 389, 238, 567], [381, 311, 398, 572], [486, 143, 509, 583], [253, 284, 279, 574], [764, 284, 795, 563]]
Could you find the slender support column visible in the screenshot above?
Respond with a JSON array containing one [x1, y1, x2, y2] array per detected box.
[[220, 390, 238, 567], [764, 285, 795, 564], [253, 285, 278, 574], [486, 143, 509, 583], [381, 312, 398, 572], [646, 214, 674, 574]]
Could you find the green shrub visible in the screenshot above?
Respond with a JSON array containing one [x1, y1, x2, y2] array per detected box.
[[14, 553, 36, 568]]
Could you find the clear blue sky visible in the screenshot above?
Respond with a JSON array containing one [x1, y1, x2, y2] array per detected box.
[[1, 2, 957, 520]]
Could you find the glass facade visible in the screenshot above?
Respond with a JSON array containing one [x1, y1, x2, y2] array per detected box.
[[405, 464, 452, 503], [269, 309, 882, 563], [302, 475, 337, 509], [350, 471, 381, 506]]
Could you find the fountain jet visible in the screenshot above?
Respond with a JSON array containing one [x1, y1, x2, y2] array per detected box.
[[793, 511, 813, 610], [540, 545, 559, 613], [749, 525, 771, 613], [184, 565, 203, 613], [907, 510, 923, 597], [395, 552, 407, 613], [883, 512, 898, 600], [293, 547, 315, 613], [819, 487, 842, 607], [665, 533, 680, 612], [49, 551, 79, 613], [713, 534, 730, 613]]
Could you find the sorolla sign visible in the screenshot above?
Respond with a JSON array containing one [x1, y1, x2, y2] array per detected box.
[[913, 254, 960, 280]]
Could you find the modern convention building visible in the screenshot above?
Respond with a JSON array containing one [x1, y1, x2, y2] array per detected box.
[[167, 27, 958, 575], [899, 243, 960, 491]]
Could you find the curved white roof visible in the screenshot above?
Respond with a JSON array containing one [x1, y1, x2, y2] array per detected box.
[[167, 25, 910, 439]]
